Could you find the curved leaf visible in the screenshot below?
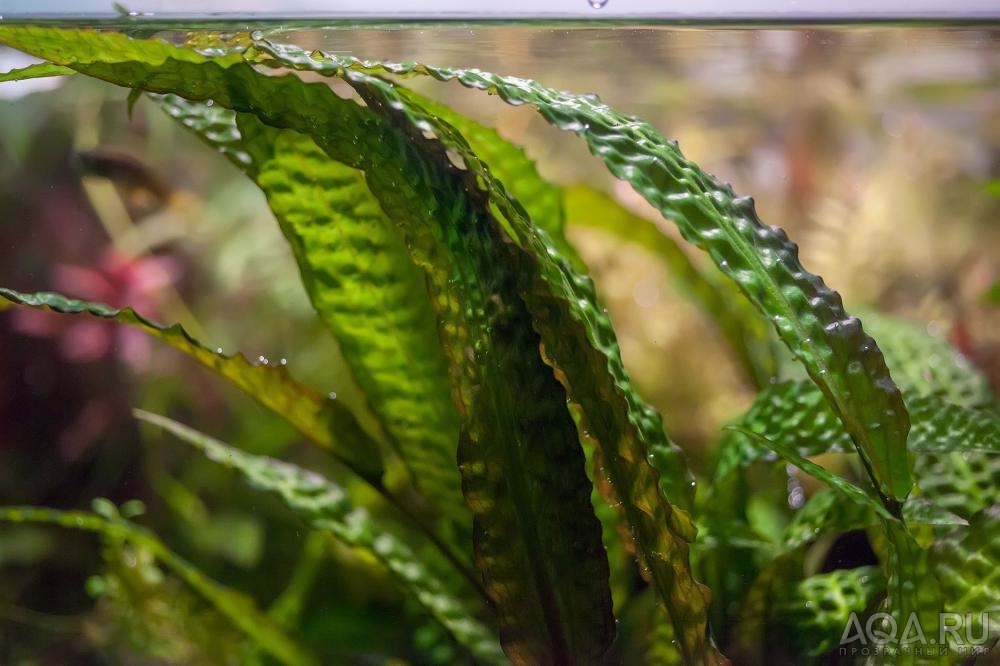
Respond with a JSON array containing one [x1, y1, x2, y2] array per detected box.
[[393, 86, 582, 266], [155, 94, 465, 523], [0, 61, 75, 82], [0, 506, 317, 666], [0, 287, 382, 482], [133, 410, 505, 664], [249, 40, 912, 504], [783, 490, 966, 555], [772, 566, 885, 658], [563, 184, 774, 388], [930, 504, 1000, 649], [716, 380, 1000, 479], [862, 313, 994, 408], [0, 29, 621, 663], [725, 426, 895, 522], [337, 67, 715, 662]]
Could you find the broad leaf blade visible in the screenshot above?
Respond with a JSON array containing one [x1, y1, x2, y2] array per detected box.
[[725, 426, 894, 522], [772, 566, 885, 657], [0, 506, 317, 666], [930, 504, 1000, 650], [0, 28, 621, 663], [393, 86, 581, 266], [335, 67, 716, 662], [0, 287, 381, 481], [717, 381, 1000, 476], [134, 410, 505, 664], [862, 313, 994, 408], [156, 94, 465, 522], [249, 42, 913, 503]]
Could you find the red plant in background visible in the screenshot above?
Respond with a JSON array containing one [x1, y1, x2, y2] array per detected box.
[[10, 246, 182, 368]]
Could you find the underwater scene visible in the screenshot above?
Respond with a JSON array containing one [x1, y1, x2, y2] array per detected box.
[[0, 20, 998, 665]]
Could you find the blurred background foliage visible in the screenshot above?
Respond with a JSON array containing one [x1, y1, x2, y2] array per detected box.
[[0, 24, 997, 663]]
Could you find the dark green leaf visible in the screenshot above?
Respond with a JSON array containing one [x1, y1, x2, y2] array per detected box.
[[716, 380, 1000, 477], [0, 287, 381, 481], [155, 94, 465, 522], [0, 506, 317, 666], [725, 426, 895, 522], [772, 566, 885, 657], [930, 504, 1000, 649], [133, 410, 505, 664], [862, 313, 993, 408], [393, 86, 582, 267], [249, 40, 913, 503], [335, 65, 715, 663]]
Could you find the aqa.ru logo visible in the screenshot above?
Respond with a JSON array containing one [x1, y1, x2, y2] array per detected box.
[[839, 612, 994, 658]]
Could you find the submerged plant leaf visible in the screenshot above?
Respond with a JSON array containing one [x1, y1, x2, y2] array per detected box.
[[716, 380, 1000, 479], [772, 566, 885, 657], [0, 26, 718, 661], [726, 426, 895, 522], [336, 64, 716, 663], [0, 506, 317, 666], [915, 451, 1000, 521], [563, 184, 774, 388], [929, 504, 1000, 649], [0, 61, 75, 82], [248, 40, 912, 504], [0, 287, 382, 481], [862, 313, 994, 408], [155, 94, 465, 522], [0, 29, 620, 662], [783, 490, 966, 554], [133, 410, 505, 664], [393, 86, 582, 266]]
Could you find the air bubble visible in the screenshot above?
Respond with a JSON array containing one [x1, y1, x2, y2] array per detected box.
[[328, 392, 338, 400]]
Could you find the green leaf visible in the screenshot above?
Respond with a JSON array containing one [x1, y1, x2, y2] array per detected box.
[[563, 184, 775, 388], [0, 61, 74, 82], [335, 64, 714, 662], [725, 426, 895, 522], [783, 490, 965, 554], [0, 30, 624, 662], [874, 520, 944, 664], [716, 380, 1000, 478], [0, 26, 696, 661], [0, 287, 382, 482], [914, 451, 1000, 521], [861, 313, 993, 408], [783, 489, 879, 552], [930, 504, 1000, 648], [393, 86, 582, 267], [772, 566, 885, 657], [0, 506, 317, 666], [155, 94, 465, 523], [133, 409, 505, 664], [249, 40, 913, 503]]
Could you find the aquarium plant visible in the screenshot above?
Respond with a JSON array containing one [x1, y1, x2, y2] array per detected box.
[[0, 25, 997, 665]]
